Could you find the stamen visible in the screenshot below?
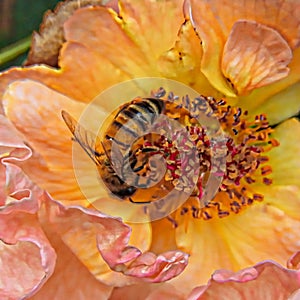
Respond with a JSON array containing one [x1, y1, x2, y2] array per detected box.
[[108, 89, 279, 224]]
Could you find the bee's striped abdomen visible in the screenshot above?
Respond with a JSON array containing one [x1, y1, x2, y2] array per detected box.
[[104, 98, 165, 153]]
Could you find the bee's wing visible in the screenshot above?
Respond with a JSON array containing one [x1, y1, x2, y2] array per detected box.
[[61, 110, 104, 166]]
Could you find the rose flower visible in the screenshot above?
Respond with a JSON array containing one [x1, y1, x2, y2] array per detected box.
[[0, 0, 300, 299]]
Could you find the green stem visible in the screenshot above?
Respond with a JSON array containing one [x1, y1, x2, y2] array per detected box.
[[0, 36, 31, 65]]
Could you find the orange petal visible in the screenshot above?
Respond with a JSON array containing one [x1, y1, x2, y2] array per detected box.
[[185, 0, 300, 96], [230, 46, 300, 117], [119, 0, 185, 60], [288, 251, 300, 270], [188, 262, 300, 299], [2, 80, 94, 201], [64, 6, 158, 77], [150, 218, 177, 254], [222, 20, 292, 95], [0, 2, 183, 104], [184, 0, 234, 96]]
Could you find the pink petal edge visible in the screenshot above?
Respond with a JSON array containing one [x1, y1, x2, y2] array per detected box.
[[45, 199, 189, 284], [187, 261, 300, 299]]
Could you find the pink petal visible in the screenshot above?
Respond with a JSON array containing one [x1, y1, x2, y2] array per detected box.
[[121, 251, 189, 283], [110, 283, 185, 300], [46, 200, 189, 283], [0, 166, 56, 299], [30, 222, 112, 300], [188, 262, 300, 299]]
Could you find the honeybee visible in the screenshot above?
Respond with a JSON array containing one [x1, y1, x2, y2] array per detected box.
[[61, 97, 165, 203]]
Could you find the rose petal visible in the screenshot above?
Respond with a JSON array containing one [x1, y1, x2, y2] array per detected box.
[[225, 41, 300, 116], [172, 198, 300, 293], [288, 251, 300, 270], [0, 165, 56, 299], [188, 262, 300, 299], [45, 200, 188, 284], [0, 240, 54, 300], [119, 0, 184, 60], [267, 119, 300, 187], [248, 81, 300, 125], [120, 251, 189, 283], [64, 6, 157, 77], [185, 0, 300, 96], [0, 115, 31, 163], [222, 20, 292, 95], [110, 283, 185, 300], [157, 21, 221, 98], [2, 80, 100, 201], [30, 223, 112, 300]]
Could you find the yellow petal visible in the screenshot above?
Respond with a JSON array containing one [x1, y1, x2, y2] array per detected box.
[[267, 119, 300, 187], [252, 185, 300, 220], [171, 199, 300, 292], [184, 0, 235, 97], [222, 20, 292, 95], [158, 21, 222, 98], [249, 81, 300, 125], [119, 0, 185, 61]]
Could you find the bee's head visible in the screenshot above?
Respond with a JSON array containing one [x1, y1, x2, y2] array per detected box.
[[112, 185, 137, 199]]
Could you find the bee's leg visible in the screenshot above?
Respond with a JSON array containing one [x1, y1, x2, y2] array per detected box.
[[129, 197, 151, 204], [166, 216, 178, 228]]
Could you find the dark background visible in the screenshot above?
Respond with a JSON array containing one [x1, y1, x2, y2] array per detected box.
[[0, 0, 60, 70]]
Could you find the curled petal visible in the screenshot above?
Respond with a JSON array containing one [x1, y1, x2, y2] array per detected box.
[[288, 252, 300, 270], [46, 200, 188, 283], [0, 115, 31, 163], [0, 166, 56, 299], [188, 262, 300, 299], [222, 20, 292, 95], [118, 251, 189, 283]]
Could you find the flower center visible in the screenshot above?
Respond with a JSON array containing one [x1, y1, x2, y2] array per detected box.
[[100, 89, 279, 227], [101, 89, 279, 224]]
